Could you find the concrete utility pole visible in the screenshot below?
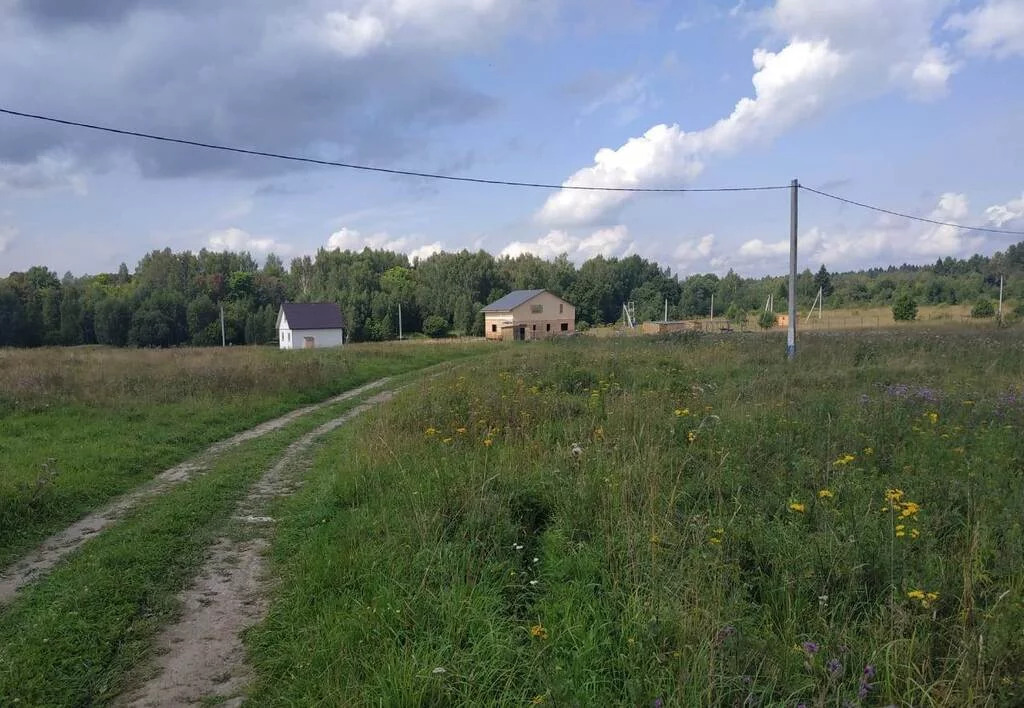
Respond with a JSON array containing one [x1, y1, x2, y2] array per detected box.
[[710, 293, 715, 322], [787, 178, 798, 360], [398, 303, 403, 340], [220, 304, 226, 347], [998, 275, 1004, 320], [664, 299, 668, 323]]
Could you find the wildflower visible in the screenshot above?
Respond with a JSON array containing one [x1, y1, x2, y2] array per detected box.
[[483, 438, 493, 447], [863, 446, 874, 455], [801, 641, 820, 655], [456, 427, 467, 434], [789, 502, 806, 513], [818, 489, 834, 499], [424, 427, 438, 436], [827, 658, 842, 676], [674, 408, 690, 417], [895, 524, 906, 538], [530, 624, 549, 640], [885, 488, 904, 503], [512, 543, 524, 550], [531, 695, 546, 705], [441, 437, 453, 444], [928, 412, 939, 424], [714, 625, 736, 644], [594, 426, 604, 440], [431, 667, 447, 674], [834, 454, 855, 465], [907, 589, 939, 608], [687, 430, 697, 443], [652, 699, 664, 708], [910, 528, 920, 539], [529, 580, 539, 586], [570, 442, 583, 459], [899, 501, 921, 518], [709, 537, 721, 545]]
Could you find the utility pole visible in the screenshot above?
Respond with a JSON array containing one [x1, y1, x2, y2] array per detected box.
[[220, 303, 226, 347], [664, 299, 668, 323], [788, 178, 798, 360], [398, 303, 403, 340], [998, 275, 1004, 320], [710, 293, 714, 322]]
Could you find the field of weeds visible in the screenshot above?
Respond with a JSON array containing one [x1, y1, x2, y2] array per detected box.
[[250, 330, 1024, 706], [0, 341, 486, 566]]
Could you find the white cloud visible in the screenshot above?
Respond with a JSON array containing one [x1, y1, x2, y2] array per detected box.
[[674, 19, 694, 31], [500, 225, 632, 261], [409, 241, 443, 261], [947, 0, 1024, 58], [0, 152, 87, 195], [327, 225, 444, 261], [673, 234, 715, 263], [538, 0, 956, 226], [985, 193, 1024, 227], [0, 225, 15, 254], [324, 11, 388, 56], [208, 227, 292, 255]]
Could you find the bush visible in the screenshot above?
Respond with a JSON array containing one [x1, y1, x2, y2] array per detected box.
[[576, 321, 591, 332], [971, 298, 995, 318], [892, 293, 918, 321], [757, 311, 777, 329], [421, 315, 449, 338], [725, 304, 747, 325]]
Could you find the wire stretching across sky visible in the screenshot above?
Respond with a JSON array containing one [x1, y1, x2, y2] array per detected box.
[[2, 106, 1023, 235]]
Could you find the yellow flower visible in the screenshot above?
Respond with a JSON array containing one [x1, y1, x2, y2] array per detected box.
[[442, 437, 453, 444], [687, 431, 697, 443], [594, 427, 604, 440], [927, 412, 939, 424], [531, 695, 547, 705], [910, 528, 920, 539], [674, 408, 690, 417], [483, 439, 493, 447], [709, 537, 722, 545], [424, 427, 438, 436], [863, 446, 874, 455], [885, 488, 904, 503], [962, 400, 975, 406], [818, 489, 834, 499], [834, 453, 855, 465], [899, 501, 921, 518], [530, 624, 549, 640], [789, 502, 806, 513], [907, 589, 925, 600], [456, 427, 467, 434]]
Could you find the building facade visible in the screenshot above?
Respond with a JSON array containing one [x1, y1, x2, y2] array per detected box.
[[482, 289, 575, 341]]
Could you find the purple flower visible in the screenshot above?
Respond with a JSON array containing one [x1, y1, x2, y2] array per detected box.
[[863, 664, 876, 679], [827, 658, 842, 676], [652, 699, 663, 708], [714, 625, 737, 644], [801, 641, 820, 655]]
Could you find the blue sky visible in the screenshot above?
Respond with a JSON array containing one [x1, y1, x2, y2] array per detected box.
[[1, 0, 1023, 277]]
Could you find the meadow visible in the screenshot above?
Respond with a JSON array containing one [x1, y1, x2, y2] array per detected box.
[[0, 341, 486, 567], [247, 330, 1024, 706]]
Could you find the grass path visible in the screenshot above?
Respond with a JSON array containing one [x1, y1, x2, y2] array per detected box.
[[0, 377, 391, 606], [116, 388, 396, 707]]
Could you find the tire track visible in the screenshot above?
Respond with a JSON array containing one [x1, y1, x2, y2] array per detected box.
[[0, 378, 389, 606], [117, 388, 395, 707]]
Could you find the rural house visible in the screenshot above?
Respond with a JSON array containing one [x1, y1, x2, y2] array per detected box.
[[277, 302, 345, 349], [482, 289, 575, 341]]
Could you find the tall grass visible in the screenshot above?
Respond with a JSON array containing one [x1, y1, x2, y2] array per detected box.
[[249, 330, 1024, 706], [0, 341, 488, 566]]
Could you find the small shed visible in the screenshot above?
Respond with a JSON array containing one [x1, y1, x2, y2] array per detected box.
[[482, 289, 575, 341], [277, 303, 345, 349]]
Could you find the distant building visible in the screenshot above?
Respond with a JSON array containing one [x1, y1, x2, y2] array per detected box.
[[277, 303, 345, 349], [481, 289, 575, 341]]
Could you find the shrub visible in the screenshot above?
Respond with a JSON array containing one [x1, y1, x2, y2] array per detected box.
[[577, 321, 591, 332], [757, 311, 777, 329], [725, 303, 747, 325], [971, 298, 995, 318], [421, 315, 449, 338], [892, 293, 918, 321]]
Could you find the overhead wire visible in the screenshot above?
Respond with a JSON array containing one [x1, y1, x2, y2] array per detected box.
[[2, 106, 1023, 236]]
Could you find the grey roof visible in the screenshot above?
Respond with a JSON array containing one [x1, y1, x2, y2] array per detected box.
[[280, 302, 345, 330], [481, 289, 547, 312]]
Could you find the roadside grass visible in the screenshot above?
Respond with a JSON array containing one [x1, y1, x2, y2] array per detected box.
[[0, 341, 488, 566], [0, 381, 401, 706], [248, 330, 1024, 706]]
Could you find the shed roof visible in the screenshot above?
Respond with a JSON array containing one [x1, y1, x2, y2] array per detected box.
[[280, 302, 345, 330], [481, 289, 547, 312]]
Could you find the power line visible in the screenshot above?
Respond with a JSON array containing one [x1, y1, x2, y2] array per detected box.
[[0, 107, 788, 194], [800, 184, 1024, 236]]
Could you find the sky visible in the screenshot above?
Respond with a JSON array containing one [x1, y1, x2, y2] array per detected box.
[[1, 0, 1023, 278]]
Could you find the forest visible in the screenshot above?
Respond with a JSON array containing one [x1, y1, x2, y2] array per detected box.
[[2, 242, 1023, 347]]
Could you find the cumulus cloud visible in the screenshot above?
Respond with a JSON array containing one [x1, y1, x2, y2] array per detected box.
[[947, 0, 1024, 58], [985, 193, 1024, 227], [0, 0, 545, 181], [0, 152, 87, 194], [208, 227, 292, 255], [500, 225, 632, 261], [673, 234, 715, 264], [538, 0, 957, 226], [327, 226, 442, 260]]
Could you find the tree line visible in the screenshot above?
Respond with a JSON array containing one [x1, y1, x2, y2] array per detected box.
[[2, 242, 1023, 347]]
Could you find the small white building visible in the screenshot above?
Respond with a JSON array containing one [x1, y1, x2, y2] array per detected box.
[[277, 302, 345, 349]]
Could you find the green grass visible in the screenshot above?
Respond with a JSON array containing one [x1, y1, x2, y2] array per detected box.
[[0, 342, 488, 567], [247, 330, 1024, 706], [0, 382, 398, 706]]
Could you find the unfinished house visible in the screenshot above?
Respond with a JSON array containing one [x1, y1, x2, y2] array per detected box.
[[482, 289, 575, 341]]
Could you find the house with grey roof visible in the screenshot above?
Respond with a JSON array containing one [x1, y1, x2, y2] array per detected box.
[[277, 302, 345, 349], [481, 289, 575, 341]]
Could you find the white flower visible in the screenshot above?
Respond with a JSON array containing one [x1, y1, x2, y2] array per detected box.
[[432, 667, 447, 674], [570, 443, 583, 459], [529, 580, 539, 586]]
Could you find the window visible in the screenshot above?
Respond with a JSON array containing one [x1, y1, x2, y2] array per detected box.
[[546, 323, 551, 332], [530, 304, 543, 314], [491, 324, 497, 332], [561, 323, 568, 331], [559, 303, 563, 314]]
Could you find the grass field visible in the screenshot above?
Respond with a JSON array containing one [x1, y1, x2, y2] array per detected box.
[[247, 330, 1024, 706], [0, 341, 487, 567]]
